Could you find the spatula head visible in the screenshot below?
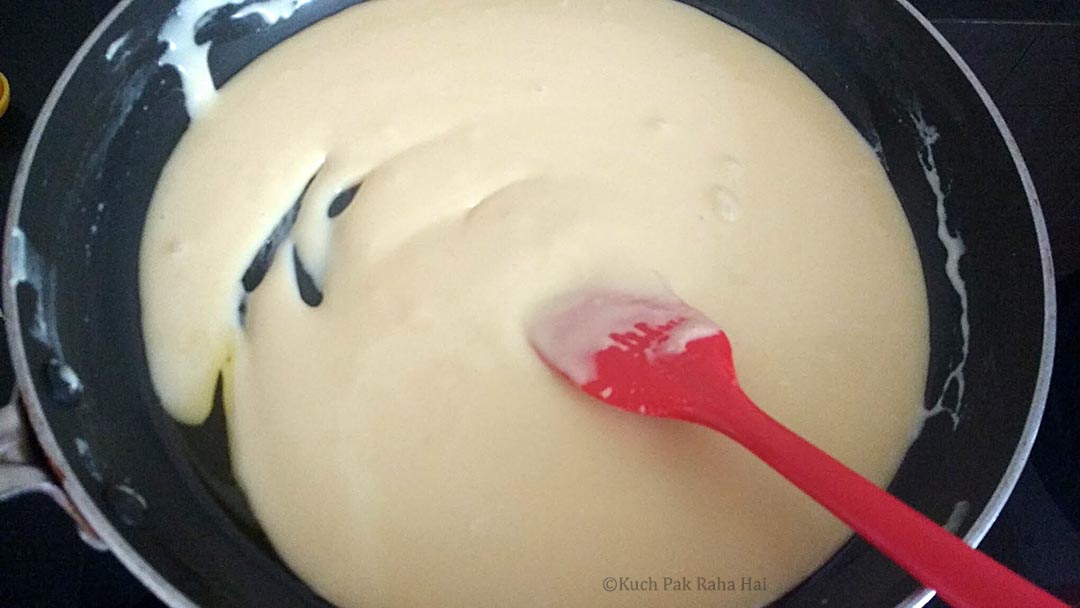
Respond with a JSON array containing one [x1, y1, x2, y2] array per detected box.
[[528, 290, 738, 417]]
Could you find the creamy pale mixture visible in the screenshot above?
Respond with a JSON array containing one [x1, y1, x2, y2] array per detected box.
[[140, 1, 929, 606]]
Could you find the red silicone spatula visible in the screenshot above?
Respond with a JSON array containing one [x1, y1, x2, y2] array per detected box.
[[528, 289, 1067, 608]]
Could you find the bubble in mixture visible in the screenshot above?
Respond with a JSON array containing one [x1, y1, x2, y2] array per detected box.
[[713, 186, 741, 222]]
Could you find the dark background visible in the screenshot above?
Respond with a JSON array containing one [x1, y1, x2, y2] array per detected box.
[[1, 1, 1078, 606]]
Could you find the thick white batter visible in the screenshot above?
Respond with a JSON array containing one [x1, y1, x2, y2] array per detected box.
[[140, 1, 930, 606]]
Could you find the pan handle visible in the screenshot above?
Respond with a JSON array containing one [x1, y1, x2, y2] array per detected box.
[[0, 389, 108, 550]]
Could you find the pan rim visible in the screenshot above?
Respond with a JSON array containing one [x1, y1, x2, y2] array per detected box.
[[1, 2, 1057, 608], [892, 0, 1058, 605], [1, 0, 198, 606]]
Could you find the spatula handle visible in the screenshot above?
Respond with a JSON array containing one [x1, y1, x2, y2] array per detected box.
[[683, 391, 1067, 608]]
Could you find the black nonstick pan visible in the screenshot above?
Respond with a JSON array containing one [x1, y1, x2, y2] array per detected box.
[[0, 1, 1055, 606]]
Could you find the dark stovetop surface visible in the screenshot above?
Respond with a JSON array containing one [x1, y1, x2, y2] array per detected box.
[[1, 2, 1078, 607]]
